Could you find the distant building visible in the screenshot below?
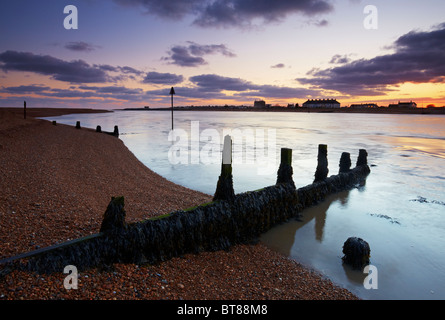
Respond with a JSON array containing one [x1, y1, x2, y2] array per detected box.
[[350, 103, 378, 109], [303, 99, 340, 108], [388, 101, 417, 108], [254, 99, 266, 108]]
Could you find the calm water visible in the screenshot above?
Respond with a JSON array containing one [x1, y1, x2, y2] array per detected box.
[[43, 110, 445, 300]]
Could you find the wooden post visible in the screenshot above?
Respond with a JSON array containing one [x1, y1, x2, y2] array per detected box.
[[222, 134, 232, 165], [213, 135, 235, 202], [281, 148, 292, 166], [314, 144, 328, 182], [339, 152, 351, 173], [356, 149, 368, 167], [100, 196, 127, 233], [113, 125, 119, 137], [221, 135, 232, 178], [170, 87, 175, 130], [23, 101, 26, 119], [75, 121, 81, 129], [171, 94, 174, 130], [96, 125, 102, 133], [276, 148, 295, 188]]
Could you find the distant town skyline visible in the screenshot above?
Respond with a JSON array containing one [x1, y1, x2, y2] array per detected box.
[[198, 98, 423, 108], [1, 0, 445, 109]]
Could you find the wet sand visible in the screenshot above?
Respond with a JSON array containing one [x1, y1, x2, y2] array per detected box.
[[0, 108, 358, 300]]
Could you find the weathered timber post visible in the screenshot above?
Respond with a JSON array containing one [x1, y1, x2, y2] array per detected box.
[[23, 101, 26, 119], [276, 148, 295, 188], [356, 149, 368, 167], [213, 135, 235, 202], [314, 144, 328, 182], [75, 121, 81, 129], [100, 196, 127, 233], [52, 121, 57, 126], [96, 125, 102, 133], [339, 152, 351, 173]]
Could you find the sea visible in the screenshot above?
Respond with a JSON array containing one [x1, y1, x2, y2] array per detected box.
[[42, 110, 445, 300]]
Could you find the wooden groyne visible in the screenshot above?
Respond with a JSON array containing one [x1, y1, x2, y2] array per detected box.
[[0, 142, 370, 274]]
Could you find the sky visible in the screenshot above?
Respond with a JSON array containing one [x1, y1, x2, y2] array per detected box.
[[1, 0, 445, 109]]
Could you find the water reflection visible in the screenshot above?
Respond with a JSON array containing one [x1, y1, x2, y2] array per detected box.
[[261, 186, 373, 294], [388, 136, 445, 160], [342, 262, 367, 286], [303, 190, 352, 242], [261, 189, 353, 254]]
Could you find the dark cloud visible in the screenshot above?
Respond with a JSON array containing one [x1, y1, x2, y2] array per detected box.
[[119, 66, 144, 76], [187, 42, 236, 57], [145, 86, 229, 100], [189, 74, 253, 91], [113, 0, 202, 20], [114, 0, 333, 28], [314, 19, 328, 27], [163, 46, 205, 67], [189, 73, 319, 98], [0, 95, 121, 109], [97, 64, 118, 72], [0, 51, 146, 84], [94, 64, 144, 76], [193, 0, 333, 28], [142, 71, 184, 84], [98, 65, 145, 81], [1, 86, 97, 99], [1, 83, 145, 101], [144, 73, 318, 101], [271, 63, 285, 69], [1, 73, 318, 106], [236, 84, 318, 99], [163, 42, 235, 67], [298, 23, 445, 96], [0, 51, 109, 83], [43, 88, 98, 98], [79, 86, 144, 95], [0, 84, 51, 94], [64, 41, 98, 52], [329, 54, 351, 64]]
